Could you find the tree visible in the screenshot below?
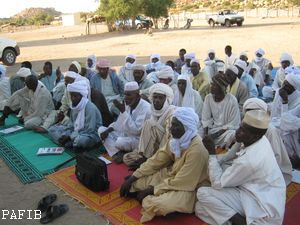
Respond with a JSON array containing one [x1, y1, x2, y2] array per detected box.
[[289, 0, 300, 16], [141, 0, 174, 28]]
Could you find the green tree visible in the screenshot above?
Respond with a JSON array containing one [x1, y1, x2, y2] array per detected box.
[[141, 0, 174, 28]]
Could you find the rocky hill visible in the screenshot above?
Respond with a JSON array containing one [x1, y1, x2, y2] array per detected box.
[[13, 7, 61, 18]]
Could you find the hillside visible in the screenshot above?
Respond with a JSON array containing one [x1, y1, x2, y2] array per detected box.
[[13, 7, 61, 18]]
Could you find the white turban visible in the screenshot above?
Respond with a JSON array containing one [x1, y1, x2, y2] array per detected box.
[[132, 64, 146, 73], [184, 53, 195, 60], [286, 73, 300, 90], [157, 66, 174, 80], [243, 98, 268, 114], [234, 59, 247, 72], [170, 107, 199, 158], [285, 65, 300, 76], [190, 59, 200, 65], [125, 81, 139, 91], [87, 54, 97, 69], [280, 53, 293, 65], [126, 54, 136, 60], [227, 65, 239, 75], [240, 51, 248, 58], [150, 54, 160, 61], [178, 74, 188, 81], [149, 83, 174, 104], [208, 49, 215, 54], [67, 80, 89, 97], [262, 86, 274, 99], [65, 71, 80, 79], [71, 61, 81, 73], [255, 48, 265, 56], [16, 67, 31, 78], [0, 65, 6, 78]]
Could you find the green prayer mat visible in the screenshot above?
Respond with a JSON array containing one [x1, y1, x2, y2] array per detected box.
[[0, 114, 20, 128]]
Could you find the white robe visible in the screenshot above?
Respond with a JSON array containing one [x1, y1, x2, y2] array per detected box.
[[195, 136, 286, 225], [0, 77, 11, 110]]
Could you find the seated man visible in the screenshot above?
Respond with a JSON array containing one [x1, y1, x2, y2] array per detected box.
[[39, 61, 60, 92], [203, 49, 224, 81], [145, 54, 164, 74], [118, 54, 136, 83], [202, 73, 240, 148], [90, 58, 124, 115], [251, 48, 273, 85], [119, 107, 210, 223], [181, 52, 195, 76], [190, 59, 210, 100], [132, 64, 153, 96], [86, 54, 97, 80], [157, 66, 177, 93], [196, 110, 286, 225], [48, 80, 102, 150], [98, 81, 151, 163], [272, 53, 294, 90], [0, 75, 54, 129], [0, 65, 11, 111], [223, 65, 249, 112], [123, 83, 176, 170]]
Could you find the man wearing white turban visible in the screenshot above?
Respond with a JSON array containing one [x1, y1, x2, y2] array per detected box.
[[132, 64, 153, 96], [0, 75, 54, 129], [174, 74, 203, 124], [181, 52, 195, 76], [98, 81, 151, 163], [48, 80, 102, 150], [86, 54, 97, 80], [145, 54, 164, 74], [272, 53, 294, 90], [156, 65, 177, 94], [251, 48, 273, 85], [0, 65, 11, 110], [196, 110, 286, 225], [120, 107, 210, 223], [203, 49, 224, 81], [119, 54, 137, 84], [123, 83, 176, 169]]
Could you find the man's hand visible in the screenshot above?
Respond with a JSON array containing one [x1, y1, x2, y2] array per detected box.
[[113, 100, 125, 113], [100, 127, 113, 141], [279, 88, 288, 104], [136, 186, 154, 203], [58, 135, 71, 146], [202, 135, 216, 155], [55, 111, 65, 124], [120, 176, 138, 197], [128, 157, 147, 171]]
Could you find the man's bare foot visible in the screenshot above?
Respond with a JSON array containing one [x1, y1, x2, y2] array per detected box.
[[33, 126, 48, 133]]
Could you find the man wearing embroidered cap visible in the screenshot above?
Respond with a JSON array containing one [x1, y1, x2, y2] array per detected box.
[[196, 110, 286, 225], [0, 75, 54, 129], [123, 83, 176, 169], [190, 59, 210, 100], [90, 58, 124, 115], [48, 80, 102, 150], [98, 81, 151, 163], [120, 107, 210, 223], [119, 54, 137, 83], [224, 65, 249, 111], [273, 53, 294, 90]]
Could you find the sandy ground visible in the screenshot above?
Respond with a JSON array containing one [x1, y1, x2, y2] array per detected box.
[[0, 17, 300, 225]]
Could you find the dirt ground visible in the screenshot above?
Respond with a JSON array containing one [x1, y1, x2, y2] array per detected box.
[[0, 17, 300, 225]]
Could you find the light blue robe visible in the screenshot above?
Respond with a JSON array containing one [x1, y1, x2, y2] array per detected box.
[[240, 72, 258, 98], [40, 71, 57, 91]]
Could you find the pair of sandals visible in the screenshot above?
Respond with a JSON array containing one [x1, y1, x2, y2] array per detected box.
[[37, 194, 69, 224]]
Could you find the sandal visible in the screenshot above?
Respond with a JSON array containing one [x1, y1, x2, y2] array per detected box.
[[40, 204, 69, 224], [37, 194, 57, 212]]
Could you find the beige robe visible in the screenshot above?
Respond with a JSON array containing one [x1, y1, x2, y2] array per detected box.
[[131, 135, 210, 223]]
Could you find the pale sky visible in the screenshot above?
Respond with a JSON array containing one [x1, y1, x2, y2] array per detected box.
[[0, 0, 100, 18]]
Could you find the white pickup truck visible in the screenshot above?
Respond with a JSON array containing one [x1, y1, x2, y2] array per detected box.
[[206, 10, 244, 27], [0, 38, 20, 66]]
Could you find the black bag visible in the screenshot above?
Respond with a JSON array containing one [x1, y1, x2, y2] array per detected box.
[[75, 153, 110, 192]]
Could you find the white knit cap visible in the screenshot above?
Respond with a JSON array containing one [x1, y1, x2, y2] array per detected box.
[[124, 81, 139, 91], [243, 110, 270, 129]]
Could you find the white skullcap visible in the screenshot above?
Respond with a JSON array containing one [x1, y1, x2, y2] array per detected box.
[[243, 110, 270, 129], [243, 98, 268, 113], [125, 54, 136, 60], [124, 81, 139, 91], [67, 80, 89, 97], [207, 49, 215, 54], [262, 86, 274, 99], [240, 51, 248, 57], [234, 59, 247, 71], [65, 71, 79, 79], [184, 53, 195, 60], [178, 74, 189, 81], [71, 61, 81, 73], [173, 107, 199, 133], [227, 65, 239, 75], [132, 64, 145, 72], [16, 67, 31, 78], [157, 66, 174, 79], [255, 48, 265, 56], [0, 65, 6, 77], [149, 83, 174, 104], [286, 73, 300, 90], [150, 54, 160, 61], [280, 53, 293, 64], [190, 59, 200, 65]]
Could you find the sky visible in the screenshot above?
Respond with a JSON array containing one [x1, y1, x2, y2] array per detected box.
[[0, 0, 100, 18]]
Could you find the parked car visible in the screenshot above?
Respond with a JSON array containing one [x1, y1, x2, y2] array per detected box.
[[115, 15, 153, 30], [0, 38, 20, 66], [205, 10, 244, 27]]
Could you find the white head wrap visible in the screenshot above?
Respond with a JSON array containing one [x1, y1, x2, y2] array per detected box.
[[190, 59, 200, 65], [87, 54, 97, 69], [243, 98, 268, 114], [150, 54, 160, 61], [255, 48, 265, 56], [157, 66, 174, 80], [125, 54, 137, 69], [280, 53, 293, 65], [262, 86, 274, 99], [174, 75, 196, 109], [240, 51, 248, 58], [286, 73, 300, 90], [124, 81, 139, 91], [208, 49, 215, 54], [234, 59, 247, 72], [149, 83, 174, 117], [16, 67, 31, 78], [0, 65, 6, 78], [170, 107, 199, 158], [126, 54, 136, 60], [184, 53, 195, 60], [71, 61, 81, 73], [65, 71, 80, 80], [227, 65, 239, 75], [285, 65, 300, 76], [67, 80, 89, 131]]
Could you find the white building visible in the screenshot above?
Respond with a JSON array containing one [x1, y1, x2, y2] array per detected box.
[[62, 13, 81, 26]]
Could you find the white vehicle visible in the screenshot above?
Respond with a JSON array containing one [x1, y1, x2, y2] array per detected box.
[[206, 10, 244, 27], [0, 38, 20, 66]]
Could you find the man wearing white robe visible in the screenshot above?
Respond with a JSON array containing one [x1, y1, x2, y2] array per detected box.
[[0, 75, 54, 129], [203, 49, 225, 81], [145, 54, 164, 74], [224, 45, 237, 69], [196, 110, 286, 225], [181, 52, 195, 77], [118, 54, 136, 84], [272, 53, 294, 90], [98, 81, 151, 162], [0, 65, 11, 111], [123, 83, 176, 169], [251, 48, 273, 85], [156, 66, 177, 94], [202, 73, 240, 148]]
